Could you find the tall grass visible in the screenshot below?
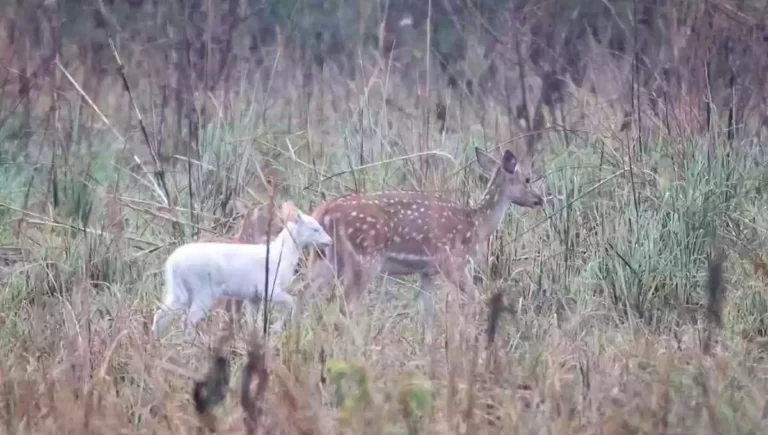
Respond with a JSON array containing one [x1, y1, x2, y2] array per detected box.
[[1, 52, 767, 435]]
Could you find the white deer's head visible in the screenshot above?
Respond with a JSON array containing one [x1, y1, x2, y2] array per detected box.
[[281, 201, 333, 248]]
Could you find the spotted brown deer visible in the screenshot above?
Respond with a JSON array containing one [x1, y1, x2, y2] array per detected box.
[[305, 147, 544, 330], [199, 199, 283, 320]]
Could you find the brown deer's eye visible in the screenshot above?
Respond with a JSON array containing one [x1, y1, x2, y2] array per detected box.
[[525, 177, 530, 183]]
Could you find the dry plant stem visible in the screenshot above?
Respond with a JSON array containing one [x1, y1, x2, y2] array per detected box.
[[0, 200, 160, 248], [104, 36, 181, 238], [262, 171, 279, 338], [53, 60, 167, 206], [463, 333, 480, 435], [703, 247, 726, 355], [192, 357, 229, 432], [485, 291, 504, 372], [422, 0, 432, 183], [242, 335, 269, 435]]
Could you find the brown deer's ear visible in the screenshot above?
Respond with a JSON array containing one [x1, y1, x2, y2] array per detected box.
[[501, 150, 518, 174], [281, 201, 298, 223], [475, 147, 499, 174], [233, 198, 249, 216]]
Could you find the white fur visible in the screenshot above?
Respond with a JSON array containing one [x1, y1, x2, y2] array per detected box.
[[152, 207, 333, 337]]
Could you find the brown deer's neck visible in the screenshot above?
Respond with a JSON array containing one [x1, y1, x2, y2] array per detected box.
[[470, 171, 510, 242], [238, 221, 260, 243]]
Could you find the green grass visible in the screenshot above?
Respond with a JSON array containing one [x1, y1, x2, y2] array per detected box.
[[0, 66, 767, 435]]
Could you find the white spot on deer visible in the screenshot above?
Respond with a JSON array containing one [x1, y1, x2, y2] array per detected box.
[[387, 252, 431, 262]]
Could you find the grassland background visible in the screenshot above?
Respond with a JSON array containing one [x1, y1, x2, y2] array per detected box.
[[1, 1, 768, 434]]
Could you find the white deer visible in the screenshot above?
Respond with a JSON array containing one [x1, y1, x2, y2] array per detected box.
[[305, 147, 543, 331], [152, 201, 333, 337], [198, 199, 283, 321]]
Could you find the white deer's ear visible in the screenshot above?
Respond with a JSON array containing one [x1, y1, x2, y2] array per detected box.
[[475, 147, 499, 174], [281, 201, 298, 223], [501, 150, 518, 174]]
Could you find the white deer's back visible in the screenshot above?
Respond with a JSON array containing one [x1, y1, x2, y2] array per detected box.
[[166, 241, 296, 300]]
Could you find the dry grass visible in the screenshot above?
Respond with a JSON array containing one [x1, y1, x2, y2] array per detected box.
[[1, 21, 768, 435]]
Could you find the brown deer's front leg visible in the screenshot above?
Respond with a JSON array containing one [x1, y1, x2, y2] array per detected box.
[[302, 247, 340, 316], [459, 261, 479, 301], [340, 254, 381, 318], [435, 254, 481, 325], [437, 254, 478, 301]]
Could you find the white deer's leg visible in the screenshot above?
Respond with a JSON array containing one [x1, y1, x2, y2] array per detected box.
[[151, 308, 173, 337], [185, 295, 213, 333], [152, 295, 188, 337], [268, 291, 296, 334], [419, 273, 437, 335], [244, 298, 261, 330], [227, 299, 245, 323]]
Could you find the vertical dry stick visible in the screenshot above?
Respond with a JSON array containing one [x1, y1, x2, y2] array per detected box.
[[514, 26, 531, 136], [96, 2, 181, 234], [107, 41, 172, 201], [626, 0, 641, 229], [53, 60, 168, 208], [192, 333, 232, 433], [703, 247, 726, 355], [464, 333, 480, 435], [632, 0, 644, 156], [422, 0, 432, 185], [725, 36, 736, 144], [485, 291, 504, 372], [242, 335, 269, 435], [262, 168, 278, 337], [445, 294, 457, 432]]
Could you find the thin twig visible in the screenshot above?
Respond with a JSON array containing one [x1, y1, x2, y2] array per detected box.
[[53, 59, 167, 205], [0, 200, 160, 248]]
